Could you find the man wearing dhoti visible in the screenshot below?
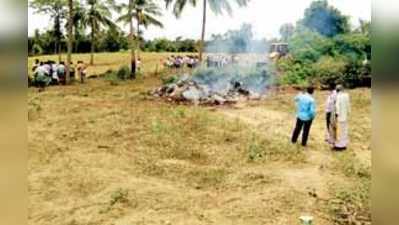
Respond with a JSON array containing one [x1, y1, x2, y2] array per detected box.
[[334, 85, 351, 150], [325, 84, 337, 144]]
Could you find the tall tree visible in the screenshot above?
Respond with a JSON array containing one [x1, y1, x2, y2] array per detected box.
[[85, 0, 117, 65], [135, 0, 163, 57], [30, 0, 67, 62], [164, 0, 249, 62], [66, 0, 73, 84], [279, 23, 295, 42], [117, 0, 163, 79], [66, 1, 88, 53], [99, 27, 129, 52], [31, 29, 43, 55], [300, 0, 350, 37], [358, 19, 370, 36], [115, 0, 137, 78]]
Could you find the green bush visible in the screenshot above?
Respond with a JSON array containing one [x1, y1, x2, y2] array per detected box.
[[334, 33, 370, 61], [104, 72, 120, 86], [278, 55, 370, 87], [161, 75, 179, 85], [276, 58, 312, 86], [103, 65, 131, 85], [116, 65, 130, 80], [32, 44, 43, 55], [311, 56, 348, 86], [282, 27, 371, 88], [288, 28, 334, 63]]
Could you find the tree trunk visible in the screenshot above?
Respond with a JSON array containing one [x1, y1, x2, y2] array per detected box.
[[136, 14, 140, 59], [66, 0, 73, 85], [54, 40, 57, 55], [90, 21, 95, 65], [199, 0, 207, 62], [73, 26, 78, 53], [90, 3, 95, 65], [58, 41, 62, 62], [54, 13, 62, 62], [74, 38, 79, 53], [129, 0, 136, 79]]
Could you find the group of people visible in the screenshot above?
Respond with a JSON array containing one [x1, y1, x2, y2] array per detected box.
[[291, 84, 350, 150], [206, 55, 234, 68], [30, 59, 88, 90], [163, 55, 199, 69], [163, 54, 264, 69]]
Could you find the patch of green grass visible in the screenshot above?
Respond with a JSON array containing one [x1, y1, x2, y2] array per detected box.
[[161, 75, 179, 85], [245, 133, 306, 164], [248, 134, 263, 162], [99, 188, 134, 214], [328, 180, 370, 225], [110, 188, 129, 206], [328, 152, 371, 224]]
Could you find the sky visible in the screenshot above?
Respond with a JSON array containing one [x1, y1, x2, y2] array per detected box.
[[28, 0, 371, 40]]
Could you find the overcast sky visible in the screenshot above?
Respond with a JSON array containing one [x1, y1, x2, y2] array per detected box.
[[28, 0, 371, 40]]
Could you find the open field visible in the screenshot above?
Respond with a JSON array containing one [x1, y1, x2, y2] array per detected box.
[[28, 53, 371, 225], [28, 52, 196, 78]]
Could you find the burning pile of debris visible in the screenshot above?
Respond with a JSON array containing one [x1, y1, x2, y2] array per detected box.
[[153, 65, 273, 105]]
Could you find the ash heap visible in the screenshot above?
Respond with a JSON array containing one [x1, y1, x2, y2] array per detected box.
[[153, 62, 274, 105], [153, 24, 275, 105]]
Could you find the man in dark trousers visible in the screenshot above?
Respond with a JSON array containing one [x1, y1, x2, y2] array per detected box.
[[291, 86, 316, 147]]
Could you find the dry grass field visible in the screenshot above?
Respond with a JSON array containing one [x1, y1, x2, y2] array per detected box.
[[28, 52, 371, 225]]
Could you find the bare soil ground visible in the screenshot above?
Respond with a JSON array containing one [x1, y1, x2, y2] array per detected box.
[[28, 56, 370, 225]]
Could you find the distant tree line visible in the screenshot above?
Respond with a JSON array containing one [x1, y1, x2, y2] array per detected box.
[[28, 0, 250, 62], [28, 28, 199, 56]]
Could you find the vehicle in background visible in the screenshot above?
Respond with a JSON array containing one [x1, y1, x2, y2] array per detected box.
[[269, 42, 289, 60]]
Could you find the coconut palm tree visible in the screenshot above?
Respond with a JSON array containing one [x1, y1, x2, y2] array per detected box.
[[85, 0, 117, 65], [30, 0, 67, 62], [165, 0, 249, 62], [117, 0, 163, 79], [71, 1, 87, 53], [135, 0, 163, 55], [65, 1, 88, 53]]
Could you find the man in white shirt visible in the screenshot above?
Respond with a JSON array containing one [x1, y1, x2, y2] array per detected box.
[[325, 83, 337, 144], [334, 85, 351, 150], [51, 62, 59, 83], [34, 62, 52, 91]]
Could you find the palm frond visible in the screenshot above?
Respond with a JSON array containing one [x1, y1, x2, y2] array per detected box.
[[116, 13, 132, 24], [174, 0, 195, 18], [208, 0, 232, 16], [142, 14, 164, 28], [235, 0, 250, 7]]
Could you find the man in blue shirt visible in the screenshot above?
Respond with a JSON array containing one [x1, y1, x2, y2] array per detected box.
[[291, 86, 316, 147]]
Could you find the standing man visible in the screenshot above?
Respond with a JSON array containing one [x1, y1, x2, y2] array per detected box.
[[77, 61, 87, 83], [334, 85, 351, 150], [291, 86, 317, 147], [325, 83, 337, 144], [57, 62, 66, 85]]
